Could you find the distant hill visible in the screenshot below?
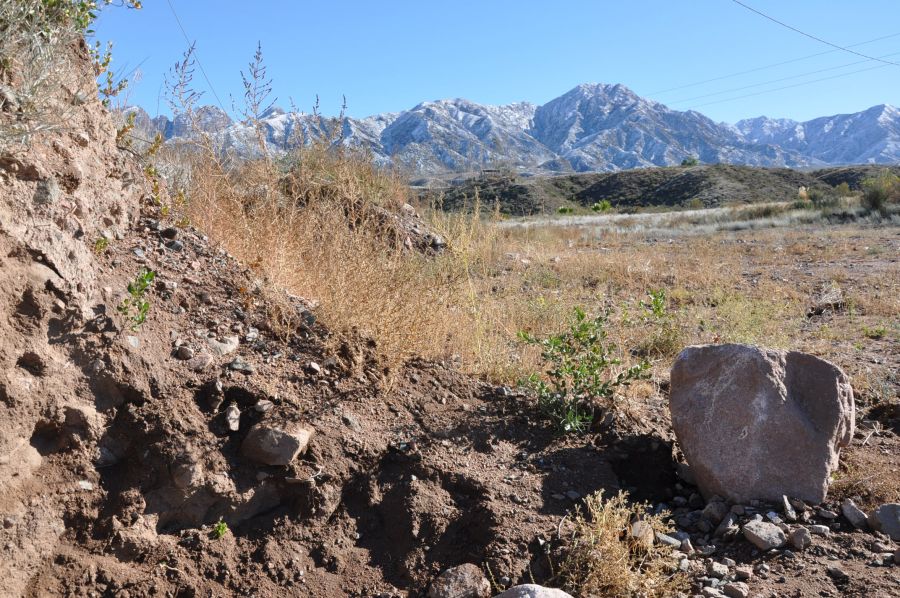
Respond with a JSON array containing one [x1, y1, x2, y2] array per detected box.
[[127, 83, 900, 175], [424, 164, 900, 216]]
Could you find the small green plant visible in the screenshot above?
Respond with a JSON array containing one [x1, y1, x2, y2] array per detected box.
[[212, 518, 229, 539], [863, 325, 887, 340], [680, 156, 699, 167], [117, 268, 155, 330], [557, 206, 575, 215], [635, 289, 683, 358], [518, 307, 650, 434], [591, 199, 612, 212], [93, 236, 109, 254]]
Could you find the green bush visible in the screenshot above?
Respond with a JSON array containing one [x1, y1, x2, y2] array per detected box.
[[634, 289, 683, 358], [862, 169, 899, 213], [680, 156, 699, 167], [518, 307, 650, 434], [591, 199, 612, 212]]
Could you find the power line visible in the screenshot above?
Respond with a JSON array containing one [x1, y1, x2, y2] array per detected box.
[[648, 31, 900, 95], [689, 62, 890, 109], [164, 0, 228, 114], [668, 49, 900, 105], [730, 0, 900, 68]]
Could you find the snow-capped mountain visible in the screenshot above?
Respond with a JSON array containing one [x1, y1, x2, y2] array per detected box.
[[129, 83, 900, 174]]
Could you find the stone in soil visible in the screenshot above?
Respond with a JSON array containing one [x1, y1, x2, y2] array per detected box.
[[722, 582, 750, 598], [494, 586, 574, 598], [669, 344, 854, 504], [788, 526, 812, 550], [427, 563, 490, 598], [841, 498, 869, 530], [868, 503, 900, 541], [241, 421, 314, 466], [742, 520, 786, 551]]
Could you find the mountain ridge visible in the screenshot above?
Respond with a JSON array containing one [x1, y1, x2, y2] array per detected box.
[[127, 83, 900, 174]]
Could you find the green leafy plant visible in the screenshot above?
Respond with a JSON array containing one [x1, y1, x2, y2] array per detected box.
[[635, 289, 683, 358], [591, 199, 612, 212], [117, 268, 155, 330], [680, 156, 699, 167], [557, 206, 574, 215], [862, 325, 886, 340], [212, 518, 229, 539], [518, 307, 650, 434], [93, 236, 109, 254]]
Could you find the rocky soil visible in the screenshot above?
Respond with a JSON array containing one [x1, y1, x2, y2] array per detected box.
[[0, 43, 898, 598]]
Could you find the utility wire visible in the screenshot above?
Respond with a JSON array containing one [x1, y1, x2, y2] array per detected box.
[[689, 62, 890, 109], [730, 0, 900, 68], [164, 0, 228, 114], [648, 31, 900, 95], [668, 49, 900, 105]]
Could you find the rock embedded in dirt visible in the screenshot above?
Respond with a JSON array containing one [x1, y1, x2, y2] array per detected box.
[[742, 520, 786, 551], [669, 344, 854, 504], [225, 403, 241, 431], [493, 585, 574, 598], [427, 563, 490, 598], [788, 527, 812, 550], [868, 503, 900, 541], [175, 345, 194, 360], [703, 500, 730, 525], [207, 335, 239, 357], [808, 524, 830, 536], [782, 495, 797, 521], [630, 520, 655, 550], [241, 421, 313, 466], [722, 582, 750, 598], [841, 498, 869, 530], [229, 356, 256, 374]]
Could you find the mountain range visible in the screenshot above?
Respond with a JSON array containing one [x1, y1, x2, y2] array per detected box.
[[127, 83, 900, 175]]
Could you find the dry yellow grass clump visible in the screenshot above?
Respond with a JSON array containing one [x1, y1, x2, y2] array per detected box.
[[556, 491, 687, 597]]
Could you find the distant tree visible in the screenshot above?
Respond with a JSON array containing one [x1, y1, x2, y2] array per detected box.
[[680, 156, 699, 167]]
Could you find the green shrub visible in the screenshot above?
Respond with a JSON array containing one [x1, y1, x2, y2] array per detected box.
[[680, 156, 699, 167], [862, 169, 899, 213], [591, 199, 612, 212], [117, 268, 155, 330], [557, 206, 574, 215], [518, 307, 650, 434], [212, 518, 229, 539]]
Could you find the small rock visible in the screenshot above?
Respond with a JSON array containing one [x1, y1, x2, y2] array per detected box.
[[175, 345, 194, 360], [630, 520, 655, 550], [841, 498, 869, 530], [165, 240, 184, 252], [782, 495, 797, 521], [817, 508, 838, 520], [229, 357, 255, 374], [734, 566, 752, 581], [34, 178, 60, 205], [701, 587, 725, 598], [707, 561, 729, 579], [186, 352, 213, 372], [722, 582, 750, 598], [565, 490, 580, 501], [808, 524, 830, 536], [207, 335, 240, 357], [703, 500, 730, 525], [742, 520, 786, 551], [160, 227, 178, 239], [254, 400, 274, 413], [77, 480, 94, 491], [493, 586, 574, 598], [788, 527, 812, 551], [306, 361, 322, 375], [714, 512, 739, 538], [427, 563, 490, 598], [655, 532, 682, 548], [826, 565, 848, 581], [225, 403, 241, 431], [868, 504, 900, 541], [241, 422, 314, 466], [125, 335, 140, 349]]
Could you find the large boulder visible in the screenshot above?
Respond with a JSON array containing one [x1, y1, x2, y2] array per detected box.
[[670, 344, 854, 504]]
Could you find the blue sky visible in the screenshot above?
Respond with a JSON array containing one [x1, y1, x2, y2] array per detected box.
[[95, 1, 900, 123]]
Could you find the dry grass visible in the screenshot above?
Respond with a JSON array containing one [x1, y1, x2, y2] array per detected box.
[[157, 138, 899, 396], [555, 491, 687, 597]]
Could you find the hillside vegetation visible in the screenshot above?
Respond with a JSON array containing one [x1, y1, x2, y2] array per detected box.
[[429, 164, 900, 216]]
